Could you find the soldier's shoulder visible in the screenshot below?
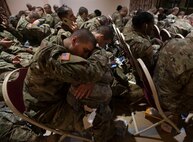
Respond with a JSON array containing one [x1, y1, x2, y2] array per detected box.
[[58, 53, 87, 63], [125, 31, 149, 43]]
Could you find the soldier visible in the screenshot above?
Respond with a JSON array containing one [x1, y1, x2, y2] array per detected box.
[[16, 11, 51, 46], [112, 6, 128, 32], [24, 29, 114, 142], [166, 7, 179, 21], [88, 9, 102, 19], [53, 4, 59, 13], [124, 12, 157, 72], [166, 18, 193, 37], [35, 6, 54, 27], [44, 4, 60, 27], [44, 5, 77, 46], [76, 7, 88, 28], [80, 15, 109, 32], [92, 25, 114, 48], [153, 35, 193, 141]]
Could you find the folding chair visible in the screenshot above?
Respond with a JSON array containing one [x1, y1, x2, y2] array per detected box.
[[175, 33, 185, 39], [153, 25, 161, 39], [160, 29, 172, 42], [129, 58, 180, 136], [2, 68, 93, 142]]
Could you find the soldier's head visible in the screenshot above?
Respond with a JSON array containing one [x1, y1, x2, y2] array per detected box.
[[44, 4, 52, 14], [172, 7, 179, 16], [78, 7, 88, 20], [93, 26, 114, 48], [178, 11, 185, 19], [68, 29, 96, 58], [26, 3, 33, 11], [35, 6, 45, 17], [132, 12, 154, 36], [116, 5, 122, 12], [57, 5, 76, 22], [53, 5, 59, 13], [98, 15, 110, 26], [94, 9, 102, 17], [120, 7, 128, 17], [27, 11, 40, 23]]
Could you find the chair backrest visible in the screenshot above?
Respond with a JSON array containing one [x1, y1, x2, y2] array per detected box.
[[160, 29, 171, 42], [175, 33, 184, 39], [153, 25, 161, 39], [137, 58, 165, 114], [2, 68, 28, 113], [2, 68, 64, 135]]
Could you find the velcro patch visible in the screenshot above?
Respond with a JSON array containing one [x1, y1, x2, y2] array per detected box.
[[60, 53, 71, 61]]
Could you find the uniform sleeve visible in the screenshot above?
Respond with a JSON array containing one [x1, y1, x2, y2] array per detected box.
[[43, 50, 108, 84], [130, 40, 154, 70], [0, 51, 15, 62], [178, 69, 193, 97]]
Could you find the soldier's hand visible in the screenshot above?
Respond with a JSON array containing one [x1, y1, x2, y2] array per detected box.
[[12, 55, 21, 64], [25, 47, 35, 54], [0, 38, 13, 48], [72, 83, 94, 99], [33, 20, 40, 26], [70, 21, 78, 32]]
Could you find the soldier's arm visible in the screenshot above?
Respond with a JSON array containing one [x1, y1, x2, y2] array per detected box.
[[179, 70, 193, 96], [5, 45, 34, 55], [46, 50, 108, 84], [0, 51, 15, 63]]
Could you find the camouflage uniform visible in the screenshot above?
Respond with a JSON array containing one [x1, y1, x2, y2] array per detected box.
[[43, 19, 75, 47], [154, 37, 193, 114], [39, 14, 54, 28], [124, 29, 154, 70], [112, 12, 125, 32], [153, 37, 193, 141], [67, 48, 114, 142], [123, 19, 133, 35], [0, 29, 33, 101], [0, 102, 39, 142], [50, 12, 60, 28], [166, 19, 193, 37], [76, 15, 85, 28], [16, 16, 51, 46], [24, 43, 112, 142], [80, 17, 101, 32]]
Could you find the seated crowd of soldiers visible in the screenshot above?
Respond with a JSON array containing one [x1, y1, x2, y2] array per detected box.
[[0, 3, 193, 142]]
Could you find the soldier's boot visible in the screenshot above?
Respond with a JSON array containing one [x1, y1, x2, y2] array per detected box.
[[73, 108, 85, 132], [92, 104, 115, 142]]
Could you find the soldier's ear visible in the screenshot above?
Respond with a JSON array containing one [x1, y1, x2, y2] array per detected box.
[[71, 37, 77, 46]]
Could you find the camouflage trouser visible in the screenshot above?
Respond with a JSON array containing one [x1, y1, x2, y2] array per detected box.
[[0, 102, 38, 142], [67, 91, 113, 142]]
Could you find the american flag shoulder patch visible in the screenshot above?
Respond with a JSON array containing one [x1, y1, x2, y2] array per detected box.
[[60, 53, 71, 61]]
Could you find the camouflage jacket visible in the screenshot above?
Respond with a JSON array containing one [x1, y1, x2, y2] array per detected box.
[[154, 37, 193, 113], [123, 19, 133, 35], [124, 29, 154, 70], [39, 14, 54, 28], [24, 42, 109, 110], [50, 12, 61, 28], [80, 17, 101, 31], [112, 11, 125, 32], [76, 15, 85, 28], [16, 16, 51, 46], [42, 22, 72, 47]]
